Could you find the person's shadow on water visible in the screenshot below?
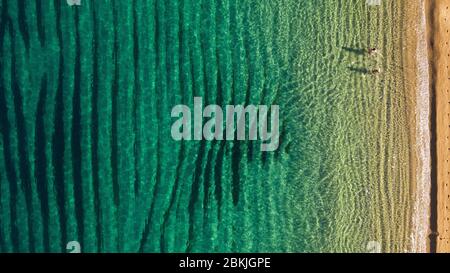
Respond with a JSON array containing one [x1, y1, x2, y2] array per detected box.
[[342, 47, 366, 56]]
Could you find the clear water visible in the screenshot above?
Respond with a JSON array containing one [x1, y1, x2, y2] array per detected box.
[[0, 0, 415, 253]]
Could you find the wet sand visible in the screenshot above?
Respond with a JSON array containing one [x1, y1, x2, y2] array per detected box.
[[429, 0, 450, 253]]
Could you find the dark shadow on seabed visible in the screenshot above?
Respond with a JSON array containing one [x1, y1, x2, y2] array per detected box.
[[342, 46, 366, 56]]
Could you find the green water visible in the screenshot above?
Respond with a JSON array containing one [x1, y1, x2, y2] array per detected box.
[[0, 0, 414, 253]]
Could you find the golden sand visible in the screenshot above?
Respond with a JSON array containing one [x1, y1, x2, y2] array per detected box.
[[430, 0, 450, 253]]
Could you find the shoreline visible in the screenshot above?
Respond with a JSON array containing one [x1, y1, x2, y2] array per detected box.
[[428, 0, 450, 253], [408, 0, 432, 253]]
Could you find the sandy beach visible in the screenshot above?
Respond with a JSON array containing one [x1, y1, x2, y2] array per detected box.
[[429, 0, 450, 253]]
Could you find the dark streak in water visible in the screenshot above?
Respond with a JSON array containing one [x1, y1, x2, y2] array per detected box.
[[52, 0, 67, 251], [132, 0, 140, 197], [17, 0, 30, 51], [91, 5, 101, 251], [35, 75, 49, 252], [35, 0, 45, 46], [11, 20, 35, 252], [111, 0, 119, 207], [231, 142, 241, 206], [0, 19, 19, 252], [188, 140, 206, 251], [161, 142, 185, 252], [71, 9, 84, 246]]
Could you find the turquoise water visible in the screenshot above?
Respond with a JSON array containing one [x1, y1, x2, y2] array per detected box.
[[0, 0, 415, 252]]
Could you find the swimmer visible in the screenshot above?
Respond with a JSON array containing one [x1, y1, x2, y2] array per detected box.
[[370, 68, 381, 75], [368, 47, 378, 56]]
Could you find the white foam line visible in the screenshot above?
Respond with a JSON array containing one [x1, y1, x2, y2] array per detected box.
[[410, 0, 431, 253]]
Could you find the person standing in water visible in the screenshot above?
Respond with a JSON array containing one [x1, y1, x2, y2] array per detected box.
[[368, 47, 378, 56], [371, 68, 381, 75]]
